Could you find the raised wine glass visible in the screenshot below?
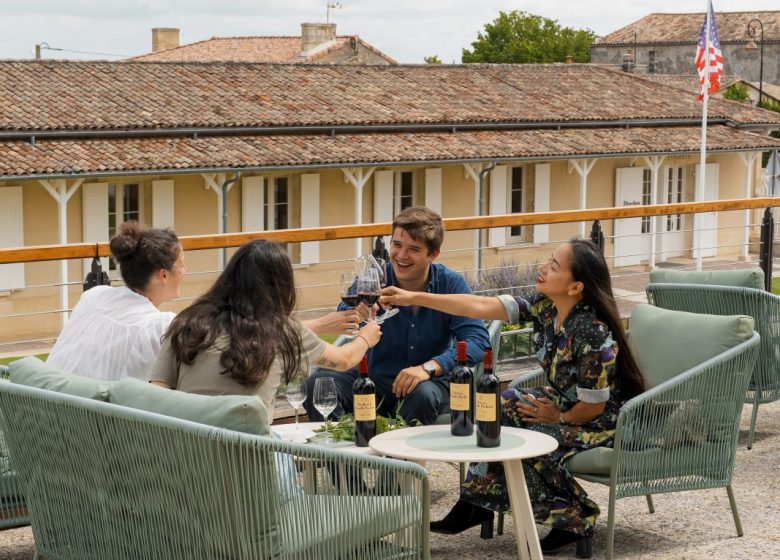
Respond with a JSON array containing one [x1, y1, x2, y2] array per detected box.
[[356, 268, 381, 322], [369, 255, 399, 323], [313, 377, 338, 445], [339, 272, 360, 336]]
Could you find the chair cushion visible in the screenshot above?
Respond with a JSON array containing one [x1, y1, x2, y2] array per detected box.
[[629, 305, 754, 389], [9, 356, 110, 400], [565, 447, 613, 475], [109, 378, 270, 436], [649, 268, 764, 290]]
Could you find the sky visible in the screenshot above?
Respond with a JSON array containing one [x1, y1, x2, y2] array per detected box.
[[1, 0, 777, 63]]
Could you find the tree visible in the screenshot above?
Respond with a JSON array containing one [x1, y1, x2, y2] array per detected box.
[[424, 55, 442, 64], [462, 11, 596, 64]]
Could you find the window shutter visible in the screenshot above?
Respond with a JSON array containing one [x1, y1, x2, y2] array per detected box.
[[373, 170, 394, 247], [488, 166, 508, 248], [152, 180, 175, 229], [424, 168, 442, 215], [0, 186, 25, 291], [533, 164, 551, 244], [300, 173, 320, 265], [82, 183, 109, 276], [241, 176, 265, 232]]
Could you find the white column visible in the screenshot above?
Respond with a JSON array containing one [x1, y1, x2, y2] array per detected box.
[[463, 163, 486, 272], [642, 156, 666, 269], [39, 178, 84, 328], [202, 173, 229, 269], [342, 167, 376, 258], [568, 159, 596, 238], [739, 153, 759, 260]]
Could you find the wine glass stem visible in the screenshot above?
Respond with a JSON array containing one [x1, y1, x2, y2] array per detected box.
[[294, 409, 299, 426]]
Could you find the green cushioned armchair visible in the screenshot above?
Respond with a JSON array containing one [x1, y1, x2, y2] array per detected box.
[[509, 305, 759, 560], [0, 381, 430, 560], [647, 267, 780, 449]]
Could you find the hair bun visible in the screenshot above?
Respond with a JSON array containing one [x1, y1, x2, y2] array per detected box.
[[109, 221, 142, 260]]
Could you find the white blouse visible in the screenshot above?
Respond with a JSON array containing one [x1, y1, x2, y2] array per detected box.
[[47, 286, 175, 381]]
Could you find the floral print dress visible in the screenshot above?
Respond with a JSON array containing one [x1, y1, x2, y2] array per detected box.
[[460, 293, 623, 537]]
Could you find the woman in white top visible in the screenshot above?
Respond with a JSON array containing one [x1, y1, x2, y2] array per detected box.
[[47, 221, 185, 381]]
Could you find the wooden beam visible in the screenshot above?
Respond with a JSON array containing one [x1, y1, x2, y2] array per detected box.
[[3, 197, 780, 265]]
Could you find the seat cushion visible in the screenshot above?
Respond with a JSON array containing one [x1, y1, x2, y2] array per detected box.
[[649, 268, 764, 290], [566, 447, 613, 475], [109, 378, 270, 436], [10, 356, 110, 400], [629, 305, 754, 389]]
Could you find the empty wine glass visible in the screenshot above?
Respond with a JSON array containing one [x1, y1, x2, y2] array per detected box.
[[369, 255, 399, 323], [356, 268, 381, 322], [313, 377, 338, 445], [284, 379, 307, 432]]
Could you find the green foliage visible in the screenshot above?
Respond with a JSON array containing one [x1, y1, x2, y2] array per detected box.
[[462, 11, 596, 64], [0, 354, 48, 366], [311, 402, 419, 442], [424, 55, 442, 64], [722, 83, 750, 103]]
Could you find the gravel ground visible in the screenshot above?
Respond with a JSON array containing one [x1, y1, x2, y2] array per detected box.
[[1, 400, 777, 559]]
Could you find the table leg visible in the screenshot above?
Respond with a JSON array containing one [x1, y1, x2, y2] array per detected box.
[[503, 459, 542, 560]]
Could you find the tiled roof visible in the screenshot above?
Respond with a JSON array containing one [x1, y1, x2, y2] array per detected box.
[[1, 61, 779, 133], [2, 125, 778, 180], [641, 75, 740, 95], [596, 11, 780, 45], [749, 81, 780, 102], [130, 35, 396, 64]]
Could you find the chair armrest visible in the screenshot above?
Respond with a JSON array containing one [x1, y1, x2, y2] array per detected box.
[[610, 331, 759, 499], [508, 367, 546, 390]]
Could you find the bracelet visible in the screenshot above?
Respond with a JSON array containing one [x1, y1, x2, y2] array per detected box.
[[355, 334, 370, 349], [559, 410, 567, 424]]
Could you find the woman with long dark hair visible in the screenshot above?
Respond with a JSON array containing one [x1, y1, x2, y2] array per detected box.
[[381, 239, 645, 557], [152, 239, 380, 416]]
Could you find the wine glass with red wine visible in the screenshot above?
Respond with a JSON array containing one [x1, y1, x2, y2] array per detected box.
[[368, 255, 399, 323], [356, 268, 381, 322], [339, 272, 360, 335]]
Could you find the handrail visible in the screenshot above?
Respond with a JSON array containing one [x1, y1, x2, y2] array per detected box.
[[1, 197, 778, 265]]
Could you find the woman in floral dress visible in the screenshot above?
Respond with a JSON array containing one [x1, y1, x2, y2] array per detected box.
[[380, 239, 646, 557]]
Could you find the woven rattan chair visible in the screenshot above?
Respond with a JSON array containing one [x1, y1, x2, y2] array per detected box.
[[508, 305, 759, 560], [0, 364, 29, 531], [646, 282, 780, 449], [0, 381, 430, 560]]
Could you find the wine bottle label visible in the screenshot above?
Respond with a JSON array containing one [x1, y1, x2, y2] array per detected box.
[[354, 394, 376, 421], [450, 383, 470, 411], [476, 393, 497, 422]]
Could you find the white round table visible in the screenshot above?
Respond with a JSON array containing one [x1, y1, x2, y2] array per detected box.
[[370, 424, 558, 560]]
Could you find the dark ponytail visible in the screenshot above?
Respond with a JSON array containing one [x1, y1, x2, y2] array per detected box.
[[568, 239, 646, 400]]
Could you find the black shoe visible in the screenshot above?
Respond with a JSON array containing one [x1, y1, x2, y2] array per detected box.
[[430, 499, 495, 539], [540, 528, 593, 558]]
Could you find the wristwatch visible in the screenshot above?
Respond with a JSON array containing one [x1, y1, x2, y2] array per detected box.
[[422, 361, 437, 379]]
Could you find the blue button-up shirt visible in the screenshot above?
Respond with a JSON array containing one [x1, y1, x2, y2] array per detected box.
[[339, 262, 491, 384]]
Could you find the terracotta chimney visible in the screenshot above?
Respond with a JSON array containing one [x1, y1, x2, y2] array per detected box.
[[564, 54, 573, 64], [152, 28, 180, 53], [301, 23, 336, 53]]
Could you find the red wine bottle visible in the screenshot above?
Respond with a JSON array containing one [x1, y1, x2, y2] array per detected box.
[[476, 348, 501, 448], [450, 340, 474, 436], [353, 356, 376, 447]]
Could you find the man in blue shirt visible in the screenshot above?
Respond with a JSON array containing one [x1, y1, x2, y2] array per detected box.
[[304, 206, 490, 425]]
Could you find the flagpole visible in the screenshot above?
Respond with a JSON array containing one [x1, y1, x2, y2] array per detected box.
[[695, 1, 712, 272]]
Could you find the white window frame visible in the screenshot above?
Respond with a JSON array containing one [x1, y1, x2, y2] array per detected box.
[[665, 166, 684, 232], [264, 176, 292, 231], [506, 166, 527, 243], [641, 169, 652, 234], [108, 182, 142, 273], [394, 170, 416, 215]]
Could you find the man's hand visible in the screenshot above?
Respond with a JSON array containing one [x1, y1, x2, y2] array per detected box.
[[392, 366, 428, 397]]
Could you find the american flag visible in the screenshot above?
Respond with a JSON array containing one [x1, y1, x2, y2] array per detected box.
[[695, 1, 724, 100]]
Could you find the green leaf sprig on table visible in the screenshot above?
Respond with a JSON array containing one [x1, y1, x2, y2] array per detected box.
[[312, 403, 418, 443]]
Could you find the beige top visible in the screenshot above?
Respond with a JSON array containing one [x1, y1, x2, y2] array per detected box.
[[150, 320, 326, 420]]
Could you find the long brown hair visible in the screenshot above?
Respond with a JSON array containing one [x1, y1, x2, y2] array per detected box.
[[568, 239, 646, 400], [165, 240, 304, 386]]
